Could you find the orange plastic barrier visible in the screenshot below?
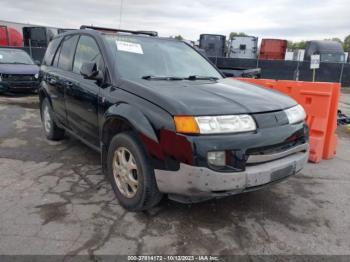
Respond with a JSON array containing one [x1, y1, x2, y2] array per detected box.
[[235, 78, 341, 163]]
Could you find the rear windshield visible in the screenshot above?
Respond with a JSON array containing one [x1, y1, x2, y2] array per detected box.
[[104, 35, 222, 80], [0, 49, 34, 65], [320, 53, 345, 63]]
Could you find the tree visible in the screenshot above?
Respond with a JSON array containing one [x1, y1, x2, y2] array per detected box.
[[169, 35, 184, 41], [323, 37, 343, 46], [287, 40, 307, 50], [344, 35, 350, 52], [229, 32, 248, 40], [174, 35, 183, 41]]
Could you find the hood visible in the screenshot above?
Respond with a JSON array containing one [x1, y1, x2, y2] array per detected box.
[[119, 78, 297, 115], [0, 64, 39, 75]]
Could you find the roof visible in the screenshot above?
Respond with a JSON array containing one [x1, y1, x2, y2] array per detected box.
[[308, 40, 344, 53]]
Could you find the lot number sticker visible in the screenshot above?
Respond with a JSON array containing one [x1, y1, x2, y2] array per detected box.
[[116, 41, 143, 54], [0, 54, 3, 59]]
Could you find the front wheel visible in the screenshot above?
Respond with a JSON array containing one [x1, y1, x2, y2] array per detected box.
[[107, 132, 163, 211], [41, 98, 65, 140]]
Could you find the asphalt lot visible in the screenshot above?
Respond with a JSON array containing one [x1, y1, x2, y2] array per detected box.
[[0, 91, 350, 256]]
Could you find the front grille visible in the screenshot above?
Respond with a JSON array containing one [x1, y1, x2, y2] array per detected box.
[[2, 74, 36, 82], [246, 136, 306, 156]]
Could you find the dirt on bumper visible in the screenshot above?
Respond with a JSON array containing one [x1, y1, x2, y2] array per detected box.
[[155, 150, 308, 202]]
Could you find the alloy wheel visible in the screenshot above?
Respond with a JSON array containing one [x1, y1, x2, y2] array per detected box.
[[112, 147, 139, 198], [43, 104, 51, 134]]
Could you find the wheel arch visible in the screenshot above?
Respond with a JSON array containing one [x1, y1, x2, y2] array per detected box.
[[101, 103, 159, 149], [38, 86, 53, 109], [100, 103, 159, 174]]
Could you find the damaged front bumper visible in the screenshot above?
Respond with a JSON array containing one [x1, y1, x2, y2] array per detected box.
[[155, 144, 308, 203], [0, 80, 39, 92]]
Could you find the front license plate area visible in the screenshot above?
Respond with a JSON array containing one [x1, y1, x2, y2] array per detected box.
[[271, 164, 296, 182]]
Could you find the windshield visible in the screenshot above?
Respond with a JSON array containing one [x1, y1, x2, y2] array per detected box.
[[0, 49, 34, 65], [105, 35, 222, 80]]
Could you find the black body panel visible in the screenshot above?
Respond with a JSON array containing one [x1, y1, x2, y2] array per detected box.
[[39, 29, 308, 174], [119, 78, 296, 116]]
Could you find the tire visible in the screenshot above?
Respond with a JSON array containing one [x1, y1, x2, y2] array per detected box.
[[41, 98, 65, 140], [107, 131, 163, 211]]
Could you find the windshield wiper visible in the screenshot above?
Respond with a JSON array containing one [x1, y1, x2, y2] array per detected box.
[[185, 75, 219, 81], [142, 75, 184, 80]]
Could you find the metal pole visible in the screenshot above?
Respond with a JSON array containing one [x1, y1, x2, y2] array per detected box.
[[29, 39, 32, 58], [339, 62, 345, 86], [295, 52, 300, 81], [312, 69, 316, 82]]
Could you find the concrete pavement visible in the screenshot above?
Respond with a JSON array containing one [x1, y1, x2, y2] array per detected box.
[[0, 93, 350, 257]]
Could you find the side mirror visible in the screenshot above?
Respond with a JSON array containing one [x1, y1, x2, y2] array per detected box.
[[80, 62, 102, 80], [34, 60, 41, 66]]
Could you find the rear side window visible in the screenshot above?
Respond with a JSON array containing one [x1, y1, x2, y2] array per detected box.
[[57, 35, 78, 71], [42, 37, 61, 66], [52, 44, 62, 67], [73, 35, 104, 74]]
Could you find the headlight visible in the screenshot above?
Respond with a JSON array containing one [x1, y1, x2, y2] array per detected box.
[[284, 105, 306, 124], [174, 115, 256, 134], [34, 73, 39, 79], [195, 115, 256, 134]]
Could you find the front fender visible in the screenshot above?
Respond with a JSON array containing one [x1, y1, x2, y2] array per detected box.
[[101, 102, 194, 171], [38, 81, 52, 106], [103, 103, 158, 143]]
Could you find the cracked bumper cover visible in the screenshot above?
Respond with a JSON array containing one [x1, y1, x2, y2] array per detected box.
[[154, 148, 308, 200]]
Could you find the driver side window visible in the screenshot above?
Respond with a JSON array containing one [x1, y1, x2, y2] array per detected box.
[[73, 35, 104, 74]]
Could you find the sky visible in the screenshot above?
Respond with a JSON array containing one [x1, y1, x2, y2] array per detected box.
[[0, 0, 349, 42]]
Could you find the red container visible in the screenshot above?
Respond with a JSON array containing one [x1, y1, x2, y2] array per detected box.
[[0, 25, 9, 46], [259, 39, 287, 60], [0, 25, 23, 47]]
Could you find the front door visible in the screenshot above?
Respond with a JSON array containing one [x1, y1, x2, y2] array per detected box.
[[65, 35, 104, 147]]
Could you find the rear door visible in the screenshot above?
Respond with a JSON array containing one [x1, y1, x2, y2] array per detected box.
[[45, 34, 79, 127], [65, 35, 104, 147]]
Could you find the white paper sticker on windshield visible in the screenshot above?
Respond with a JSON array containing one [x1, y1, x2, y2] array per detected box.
[[116, 40, 143, 54], [0, 54, 3, 59]]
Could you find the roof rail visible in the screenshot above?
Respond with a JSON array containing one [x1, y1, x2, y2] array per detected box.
[[80, 25, 158, 37]]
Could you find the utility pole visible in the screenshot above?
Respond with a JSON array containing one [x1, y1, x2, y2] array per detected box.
[[119, 0, 124, 28]]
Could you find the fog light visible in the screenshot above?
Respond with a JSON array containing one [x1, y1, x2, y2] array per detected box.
[[207, 151, 226, 166]]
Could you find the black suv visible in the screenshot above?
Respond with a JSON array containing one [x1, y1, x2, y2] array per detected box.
[[39, 26, 309, 211]]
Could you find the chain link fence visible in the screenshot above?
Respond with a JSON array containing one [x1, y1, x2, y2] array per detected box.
[[210, 57, 350, 87]]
